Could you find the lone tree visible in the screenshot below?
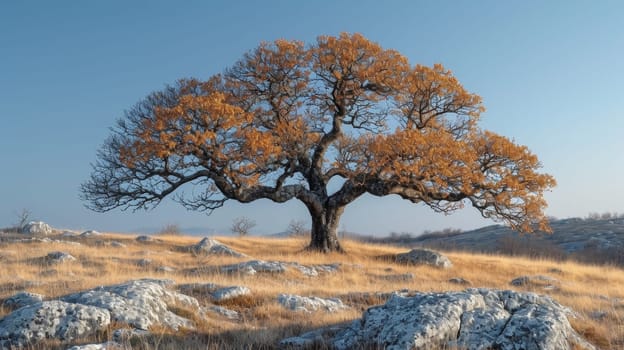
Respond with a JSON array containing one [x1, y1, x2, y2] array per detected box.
[[82, 33, 555, 252]]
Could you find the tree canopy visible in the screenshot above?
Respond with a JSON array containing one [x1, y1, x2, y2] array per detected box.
[[82, 33, 556, 252]]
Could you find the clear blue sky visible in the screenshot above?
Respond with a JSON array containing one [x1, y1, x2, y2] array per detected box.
[[1, 1, 623, 235]]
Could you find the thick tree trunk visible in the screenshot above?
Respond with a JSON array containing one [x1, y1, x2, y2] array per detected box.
[[307, 206, 345, 253]]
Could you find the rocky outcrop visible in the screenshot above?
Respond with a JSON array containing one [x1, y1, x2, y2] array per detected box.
[[177, 283, 250, 302], [395, 248, 452, 268], [187, 237, 246, 257], [2, 291, 44, 310], [21, 221, 52, 235], [61, 279, 199, 330], [80, 230, 101, 237], [0, 301, 110, 348], [212, 286, 251, 302], [278, 294, 348, 313], [284, 289, 595, 350]]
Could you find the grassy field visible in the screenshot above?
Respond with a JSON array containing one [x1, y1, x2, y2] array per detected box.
[[0, 232, 622, 349]]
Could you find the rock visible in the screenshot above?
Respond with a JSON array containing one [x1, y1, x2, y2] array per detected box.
[[67, 342, 122, 350], [110, 241, 126, 248], [0, 300, 110, 347], [510, 275, 559, 290], [211, 286, 251, 302], [21, 221, 52, 235], [157, 266, 176, 273], [278, 294, 348, 313], [177, 283, 220, 297], [449, 277, 472, 285], [135, 235, 153, 242], [2, 291, 44, 310], [188, 237, 246, 257], [80, 230, 101, 237], [395, 248, 452, 268], [589, 310, 608, 320], [61, 279, 199, 331], [46, 251, 76, 263], [374, 273, 414, 282], [221, 260, 287, 275], [289, 262, 341, 277], [322, 289, 595, 350], [203, 305, 240, 320]]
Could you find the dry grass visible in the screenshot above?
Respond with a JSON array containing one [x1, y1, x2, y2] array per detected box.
[[0, 231, 622, 349]]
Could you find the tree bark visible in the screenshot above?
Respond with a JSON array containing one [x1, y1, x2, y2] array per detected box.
[[307, 205, 345, 253]]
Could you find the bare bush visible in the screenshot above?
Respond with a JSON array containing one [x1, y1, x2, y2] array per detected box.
[[231, 217, 256, 237]]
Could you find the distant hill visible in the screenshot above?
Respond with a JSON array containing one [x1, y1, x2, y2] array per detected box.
[[361, 217, 624, 266]]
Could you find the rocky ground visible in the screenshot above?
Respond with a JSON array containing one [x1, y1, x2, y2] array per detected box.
[[0, 222, 621, 349]]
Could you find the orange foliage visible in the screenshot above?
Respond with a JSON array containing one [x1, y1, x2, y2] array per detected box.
[[104, 33, 555, 233]]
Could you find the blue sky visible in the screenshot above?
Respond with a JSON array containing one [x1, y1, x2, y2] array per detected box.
[[1, 1, 622, 235]]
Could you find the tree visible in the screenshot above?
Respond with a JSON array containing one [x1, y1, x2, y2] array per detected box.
[[231, 216, 256, 236], [81, 33, 556, 252], [286, 219, 308, 236]]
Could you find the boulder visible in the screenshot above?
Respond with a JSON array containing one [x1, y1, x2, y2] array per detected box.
[[211, 286, 251, 302], [395, 248, 452, 268], [220, 260, 287, 275], [2, 291, 44, 310], [21, 221, 52, 235], [67, 342, 122, 350], [135, 235, 153, 242], [46, 251, 77, 263], [188, 237, 246, 257], [80, 230, 101, 237], [203, 305, 241, 320], [0, 301, 110, 347], [308, 289, 596, 350], [278, 294, 348, 313], [61, 279, 199, 330]]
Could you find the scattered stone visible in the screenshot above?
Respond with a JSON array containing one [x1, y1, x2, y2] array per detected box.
[[2, 291, 44, 310], [290, 262, 340, 277], [395, 248, 452, 268], [373, 273, 414, 282], [0, 301, 110, 347], [320, 289, 596, 350], [80, 230, 101, 237], [203, 305, 241, 320], [211, 286, 251, 302], [449, 277, 472, 285], [177, 283, 220, 297], [278, 294, 348, 313], [187, 237, 246, 257], [21, 221, 53, 235], [46, 251, 76, 263], [110, 241, 126, 248], [157, 266, 176, 273], [67, 342, 122, 350], [61, 279, 199, 330], [135, 235, 153, 242], [220, 260, 288, 275], [510, 275, 559, 290]]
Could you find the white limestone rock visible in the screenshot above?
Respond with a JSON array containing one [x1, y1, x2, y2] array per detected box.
[[21, 221, 52, 235], [47, 251, 77, 263], [278, 294, 348, 313], [211, 286, 251, 302], [0, 301, 110, 347], [220, 260, 287, 275], [67, 341, 122, 350], [395, 248, 452, 268], [80, 230, 101, 237], [326, 289, 595, 350], [61, 279, 199, 331], [188, 237, 246, 257], [2, 291, 44, 310]]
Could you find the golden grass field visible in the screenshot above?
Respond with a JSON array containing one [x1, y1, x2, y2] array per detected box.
[[0, 232, 622, 349]]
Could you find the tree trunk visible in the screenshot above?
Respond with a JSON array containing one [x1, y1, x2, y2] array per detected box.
[[307, 206, 345, 253]]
